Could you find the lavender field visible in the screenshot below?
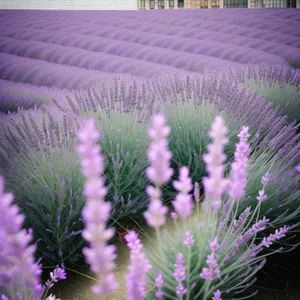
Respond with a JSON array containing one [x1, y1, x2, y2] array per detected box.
[[1, 8, 300, 300]]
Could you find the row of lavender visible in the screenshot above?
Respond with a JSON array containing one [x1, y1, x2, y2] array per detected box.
[[1, 9, 300, 112]]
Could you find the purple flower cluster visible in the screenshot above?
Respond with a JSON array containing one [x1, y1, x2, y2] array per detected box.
[[77, 119, 117, 295], [200, 238, 221, 281], [172, 166, 193, 219], [0, 176, 43, 299], [155, 271, 164, 300], [212, 290, 222, 300], [202, 116, 229, 211], [234, 217, 269, 251], [173, 253, 187, 297], [125, 230, 152, 300], [249, 225, 290, 257], [144, 114, 173, 228], [228, 126, 250, 200]]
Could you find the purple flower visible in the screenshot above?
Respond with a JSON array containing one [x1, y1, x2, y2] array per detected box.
[[2, 295, 9, 300], [257, 190, 268, 203], [0, 176, 43, 299], [170, 212, 178, 219], [233, 207, 251, 230], [173, 253, 187, 297], [184, 230, 195, 248], [125, 231, 152, 300], [261, 225, 289, 248], [249, 225, 289, 257], [295, 166, 300, 174], [261, 173, 271, 186], [77, 119, 117, 295], [200, 237, 221, 281], [172, 167, 193, 218], [212, 290, 222, 300], [155, 271, 164, 300], [50, 265, 67, 282], [146, 114, 173, 185], [144, 186, 168, 228], [45, 265, 67, 289], [202, 116, 229, 211], [144, 114, 173, 228], [228, 126, 250, 200]]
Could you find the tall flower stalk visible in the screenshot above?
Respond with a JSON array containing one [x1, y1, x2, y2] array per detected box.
[[77, 119, 117, 296], [144, 114, 173, 252], [0, 176, 43, 300]]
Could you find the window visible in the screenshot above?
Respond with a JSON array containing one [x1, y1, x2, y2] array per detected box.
[[158, 0, 165, 8], [150, 0, 155, 8], [224, 0, 247, 7], [178, 0, 184, 7], [169, 0, 175, 7]]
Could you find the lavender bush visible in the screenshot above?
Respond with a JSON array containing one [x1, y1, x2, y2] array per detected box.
[[76, 113, 296, 299]]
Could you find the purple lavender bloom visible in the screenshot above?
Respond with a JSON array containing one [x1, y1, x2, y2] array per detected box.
[[261, 225, 289, 248], [125, 230, 152, 300], [172, 166, 193, 218], [212, 290, 222, 300], [144, 114, 173, 228], [234, 216, 269, 252], [155, 271, 164, 300], [233, 207, 251, 230], [200, 237, 221, 281], [257, 190, 268, 203], [45, 265, 67, 289], [184, 230, 195, 248], [0, 176, 43, 299], [202, 116, 229, 211], [249, 225, 290, 257], [77, 119, 117, 295], [170, 212, 178, 219], [295, 166, 300, 174], [261, 173, 271, 186], [228, 126, 250, 200], [173, 253, 187, 297], [1, 295, 9, 300], [146, 114, 173, 186]]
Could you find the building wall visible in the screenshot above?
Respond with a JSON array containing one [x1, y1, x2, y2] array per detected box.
[[0, 0, 138, 10]]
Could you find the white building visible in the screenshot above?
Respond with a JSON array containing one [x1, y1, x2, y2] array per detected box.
[[0, 0, 139, 10], [0, 0, 298, 9]]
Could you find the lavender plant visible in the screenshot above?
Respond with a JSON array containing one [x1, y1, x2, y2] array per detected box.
[[77, 113, 295, 300], [218, 64, 300, 123], [0, 176, 66, 300]]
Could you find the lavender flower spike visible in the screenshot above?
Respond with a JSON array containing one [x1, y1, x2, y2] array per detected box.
[[155, 271, 164, 300], [125, 231, 152, 300], [77, 119, 117, 295], [200, 237, 221, 280], [0, 176, 43, 299], [202, 116, 229, 211], [146, 114, 173, 186], [212, 290, 222, 300], [228, 126, 250, 200], [173, 253, 187, 297], [144, 114, 173, 228], [172, 166, 193, 218], [257, 190, 268, 203]]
